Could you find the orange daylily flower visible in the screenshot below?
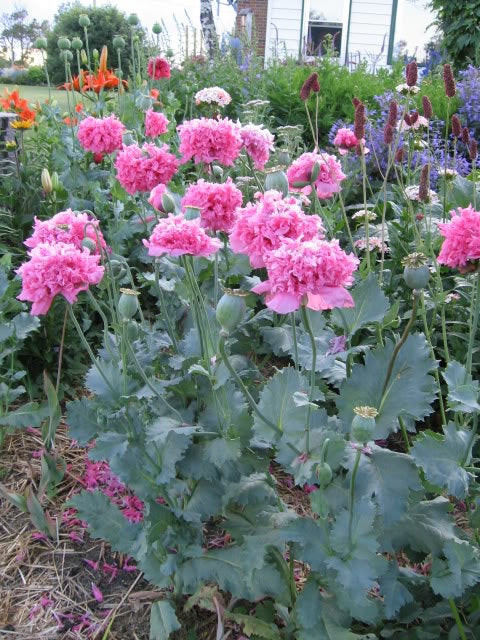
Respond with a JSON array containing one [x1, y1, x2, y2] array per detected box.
[[58, 46, 128, 94], [1, 88, 37, 122]]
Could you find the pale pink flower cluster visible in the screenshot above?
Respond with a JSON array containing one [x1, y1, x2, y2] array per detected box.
[[252, 237, 359, 313], [334, 128, 360, 155], [397, 115, 429, 132], [287, 151, 346, 199], [77, 115, 125, 154], [230, 190, 324, 268], [354, 237, 389, 253], [182, 178, 243, 232], [143, 213, 222, 257], [25, 209, 106, 253], [195, 86, 232, 107], [240, 123, 275, 170], [115, 143, 178, 194], [404, 184, 439, 203], [145, 109, 169, 137], [177, 117, 242, 166], [16, 242, 104, 315], [148, 183, 167, 211], [437, 205, 480, 269]]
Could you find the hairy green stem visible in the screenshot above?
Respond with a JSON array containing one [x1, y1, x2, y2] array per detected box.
[[466, 266, 480, 375], [300, 306, 317, 455], [291, 312, 299, 371], [154, 261, 179, 351], [448, 598, 467, 640], [348, 448, 362, 544]]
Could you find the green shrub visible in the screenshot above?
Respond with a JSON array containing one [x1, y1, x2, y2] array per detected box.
[[26, 66, 46, 85]]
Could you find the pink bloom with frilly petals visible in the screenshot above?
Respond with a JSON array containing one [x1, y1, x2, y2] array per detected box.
[[333, 127, 369, 155], [230, 190, 324, 268], [78, 115, 125, 154], [25, 209, 106, 254], [16, 242, 104, 315], [177, 117, 242, 166], [147, 57, 170, 80], [252, 237, 358, 313], [145, 109, 169, 137], [437, 205, 480, 269], [287, 151, 346, 199], [143, 213, 222, 257], [240, 123, 274, 170], [115, 143, 178, 194], [181, 178, 243, 232]]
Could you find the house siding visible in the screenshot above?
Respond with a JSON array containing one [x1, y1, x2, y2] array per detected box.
[[345, 0, 396, 68]]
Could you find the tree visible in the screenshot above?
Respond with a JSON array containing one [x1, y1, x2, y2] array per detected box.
[[428, 0, 480, 68], [1, 7, 48, 65], [200, 0, 217, 59], [46, 2, 146, 84]]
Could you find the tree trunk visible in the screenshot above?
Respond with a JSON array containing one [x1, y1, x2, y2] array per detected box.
[[200, 0, 217, 59]]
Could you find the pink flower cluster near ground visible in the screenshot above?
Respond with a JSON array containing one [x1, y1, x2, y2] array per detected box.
[[115, 143, 178, 194], [78, 115, 125, 154], [182, 178, 243, 232], [177, 117, 243, 166]]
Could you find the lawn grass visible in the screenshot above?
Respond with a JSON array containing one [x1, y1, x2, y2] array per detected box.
[[0, 83, 71, 112]]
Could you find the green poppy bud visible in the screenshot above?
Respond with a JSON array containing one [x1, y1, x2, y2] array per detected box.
[[125, 319, 140, 340], [92, 48, 99, 60], [161, 191, 176, 214], [316, 462, 332, 487], [81, 49, 88, 65], [81, 237, 97, 253], [118, 288, 140, 320], [79, 14, 91, 28], [184, 205, 201, 220], [265, 167, 289, 197], [57, 36, 71, 50], [310, 161, 320, 183], [351, 406, 378, 443], [34, 37, 48, 50], [152, 22, 162, 34], [212, 165, 224, 179], [113, 35, 126, 50], [216, 290, 247, 333], [127, 13, 139, 26], [51, 171, 60, 191], [109, 259, 127, 280], [71, 37, 83, 50]]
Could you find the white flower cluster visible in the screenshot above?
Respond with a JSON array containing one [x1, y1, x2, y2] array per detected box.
[[195, 86, 232, 107]]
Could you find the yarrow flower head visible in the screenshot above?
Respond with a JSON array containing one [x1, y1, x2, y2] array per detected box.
[[398, 115, 429, 132], [352, 209, 377, 221], [143, 213, 222, 257], [145, 109, 169, 137], [437, 205, 480, 269], [404, 184, 439, 203], [16, 242, 104, 315], [251, 237, 358, 313], [177, 117, 242, 166], [147, 56, 170, 80], [333, 127, 369, 155], [115, 143, 178, 194], [240, 123, 275, 170], [77, 115, 125, 154], [230, 190, 324, 268], [195, 86, 232, 107], [354, 237, 389, 253], [181, 178, 243, 233], [396, 83, 420, 95], [287, 151, 346, 199], [25, 209, 107, 253]]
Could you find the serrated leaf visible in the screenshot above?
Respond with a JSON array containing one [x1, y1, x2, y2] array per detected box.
[[226, 612, 278, 639], [149, 600, 180, 640], [85, 359, 138, 402], [443, 360, 480, 412], [0, 402, 49, 428], [430, 540, 480, 598], [355, 446, 422, 524], [89, 432, 129, 463], [66, 397, 100, 445], [203, 437, 241, 468], [260, 325, 293, 356], [12, 312, 40, 340], [331, 274, 390, 336], [337, 334, 437, 438], [69, 491, 140, 553], [411, 423, 474, 498], [379, 563, 414, 619]]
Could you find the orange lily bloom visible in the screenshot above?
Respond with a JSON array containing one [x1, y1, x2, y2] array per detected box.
[[1, 88, 37, 122], [58, 46, 127, 94]]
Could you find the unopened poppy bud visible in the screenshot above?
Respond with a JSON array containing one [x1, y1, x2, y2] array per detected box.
[[211, 165, 223, 178], [443, 64, 456, 98], [41, 168, 52, 193], [422, 96, 433, 119], [81, 237, 97, 253], [406, 61, 418, 87], [109, 259, 127, 280], [462, 127, 470, 145], [216, 290, 246, 332], [92, 48, 99, 61], [161, 191, 176, 214], [184, 206, 201, 220], [51, 172, 60, 191], [300, 72, 320, 101], [451, 114, 462, 138], [310, 161, 320, 182], [81, 49, 88, 65]]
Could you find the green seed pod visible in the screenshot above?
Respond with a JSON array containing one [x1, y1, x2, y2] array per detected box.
[[265, 167, 289, 197], [125, 319, 140, 341], [216, 291, 247, 333], [81, 237, 97, 253], [71, 37, 83, 50], [166, 48, 174, 58], [60, 50, 73, 62], [161, 191, 176, 214], [113, 35, 126, 50], [402, 252, 429, 290], [57, 36, 71, 50], [351, 406, 378, 443], [212, 165, 224, 179], [109, 259, 127, 280], [152, 22, 162, 34], [79, 14, 91, 28], [184, 205, 201, 220], [41, 168, 52, 193], [316, 462, 333, 487], [34, 37, 48, 50], [118, 288, 139, 320], [127, 13, 139, 26], [277, 149, 290, 166]]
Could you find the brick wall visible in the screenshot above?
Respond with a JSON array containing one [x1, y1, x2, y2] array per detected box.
[[235, 0, 268, 58]]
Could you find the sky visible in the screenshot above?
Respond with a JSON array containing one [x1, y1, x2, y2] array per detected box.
[[3, 0, 436, 60]]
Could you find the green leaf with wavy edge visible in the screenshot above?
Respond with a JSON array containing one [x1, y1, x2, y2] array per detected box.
[[430, 540, 480, 598], [378, 563, 414, 619], [66, 397, 100, 445], [149, 600, 180, 640], [332, 273, 390, 336], [0, 401, 49, 428], [336, 333, 437, 438], [443, 360, 480, 412], [411, 423, 475, 498], [69, 491, 140, 554], [226, 612, 278, 639]]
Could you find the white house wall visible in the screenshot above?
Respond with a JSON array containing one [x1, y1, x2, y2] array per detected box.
[[343, 0, 395, 68], [265, 0, 311, 62]]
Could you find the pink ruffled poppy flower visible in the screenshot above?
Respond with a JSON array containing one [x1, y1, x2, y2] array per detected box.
[[143, 213, 222, 257], [287, 151, 346, 199]]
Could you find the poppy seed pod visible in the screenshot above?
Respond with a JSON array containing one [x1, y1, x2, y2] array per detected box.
[[57, 36, 71, 50], [79, 14, 90, 28]]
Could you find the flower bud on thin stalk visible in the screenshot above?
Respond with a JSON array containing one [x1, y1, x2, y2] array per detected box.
[[387, 100, 398, 127], [443, 64, 456, 98], [451, 114, 462, 138], [422, 95, 433, 119], [418, 164, 431, 203], [462, 127, 470, 145], [41, 168, 52, 194], [405, 61, 418, 87]]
